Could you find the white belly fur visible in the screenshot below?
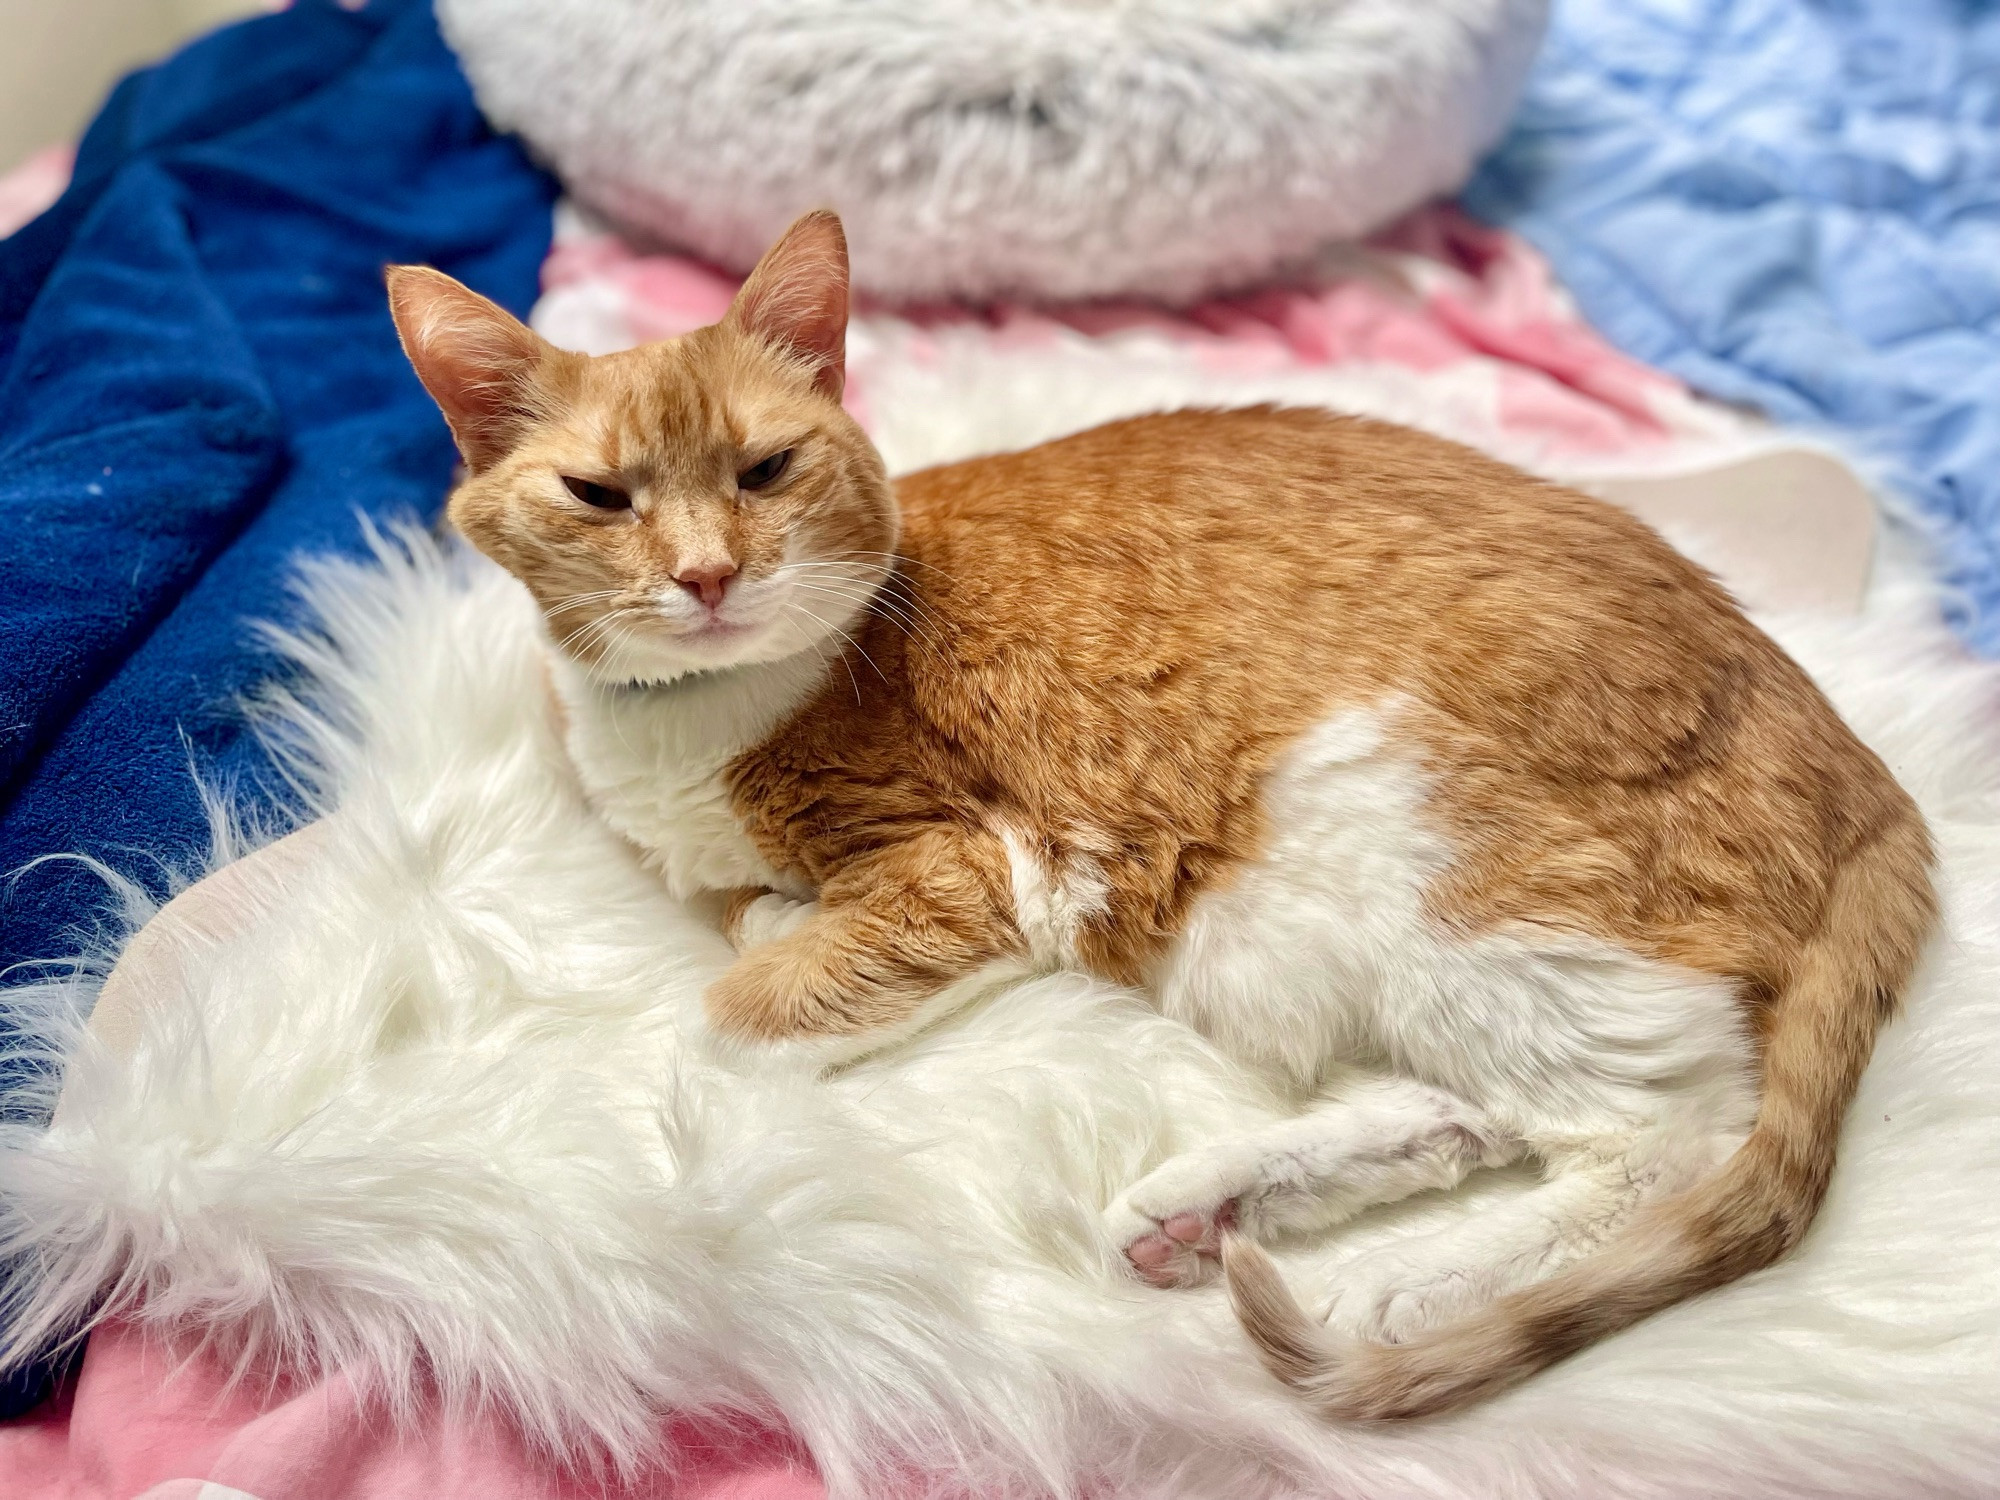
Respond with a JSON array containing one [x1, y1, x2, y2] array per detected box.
[[1147, 704, 1760, 1151]]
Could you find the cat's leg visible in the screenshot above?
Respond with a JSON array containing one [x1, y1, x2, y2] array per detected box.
[[1318, 1125, 1741, 1342], [1107, 1074, 1517, 1289], [705, 827, 1020, 1040]]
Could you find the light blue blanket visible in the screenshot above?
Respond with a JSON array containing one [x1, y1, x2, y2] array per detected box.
[[1468, 0, 2000, 651]]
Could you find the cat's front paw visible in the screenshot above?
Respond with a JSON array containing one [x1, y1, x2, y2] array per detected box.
[[720, 888, 816, 951], [1106, 1141, 1307, 1289], [1106, 1149, 1263, 1289], [1106, 1195, 1235, 1289], [705, 950, 797, 1040]]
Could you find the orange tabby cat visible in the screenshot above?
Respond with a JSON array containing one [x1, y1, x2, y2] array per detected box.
[[386, 213, 1936, 1421]]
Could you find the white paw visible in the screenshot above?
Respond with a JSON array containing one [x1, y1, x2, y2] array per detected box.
[[1324, 1242, 1491, 1344], [1105, 1196, 1232, 1289], [1106, 1151, 1266, 1289], [732, 892, 816, 950]]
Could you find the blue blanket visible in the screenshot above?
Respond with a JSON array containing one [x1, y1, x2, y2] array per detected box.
[[0, 0, 551, 1417], [0, 0, 554, 987], [1468, 0, 2000, 651]]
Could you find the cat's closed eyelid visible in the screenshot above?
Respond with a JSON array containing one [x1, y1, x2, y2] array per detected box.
[[737, 447, 797, 493], [559, 474, 634, 512]]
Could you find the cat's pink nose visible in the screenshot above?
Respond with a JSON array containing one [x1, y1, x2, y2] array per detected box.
[[674, 561, 737, 609]]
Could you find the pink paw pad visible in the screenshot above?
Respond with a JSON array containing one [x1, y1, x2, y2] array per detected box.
[[1123, 1202, 1236, 1287]]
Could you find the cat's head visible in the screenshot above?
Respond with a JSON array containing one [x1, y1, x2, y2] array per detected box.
[[387, 211, 896, 684]]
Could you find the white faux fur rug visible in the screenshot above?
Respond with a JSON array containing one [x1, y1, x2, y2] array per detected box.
[[5, 364, 2000, 1497]]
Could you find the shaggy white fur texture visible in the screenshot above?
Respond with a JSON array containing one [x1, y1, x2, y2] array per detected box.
[[436, 0, 1550, 303], [5, 360, 2000, 1495]]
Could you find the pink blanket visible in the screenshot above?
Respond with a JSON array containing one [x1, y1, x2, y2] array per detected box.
[[3, 1324, 817, 1500], [1, 151, 1736, 1498], [535, 203, 1742, 471]]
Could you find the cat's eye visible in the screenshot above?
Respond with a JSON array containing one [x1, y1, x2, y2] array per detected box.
[[562, 475, 630, 510], [738, 449, 792, 492]]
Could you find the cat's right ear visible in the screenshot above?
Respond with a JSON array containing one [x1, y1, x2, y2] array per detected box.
[[386, 265, 553, 471]]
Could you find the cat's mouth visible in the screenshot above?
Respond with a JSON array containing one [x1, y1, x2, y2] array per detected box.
[[674, 615, 759, 644]]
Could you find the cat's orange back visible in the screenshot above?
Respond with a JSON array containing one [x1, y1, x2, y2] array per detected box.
[[736, 406, 1907, 1004]]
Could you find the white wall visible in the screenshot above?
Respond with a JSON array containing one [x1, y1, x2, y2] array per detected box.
[[0, 0, 268, 173]]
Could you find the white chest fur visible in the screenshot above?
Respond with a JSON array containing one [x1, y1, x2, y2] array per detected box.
[[550, 652, 826, 901]]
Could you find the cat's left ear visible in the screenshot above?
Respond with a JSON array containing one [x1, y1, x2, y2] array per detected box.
[[725, 210, 849, 402]]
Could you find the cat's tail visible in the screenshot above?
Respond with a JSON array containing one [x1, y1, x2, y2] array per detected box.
[[1222, 806, 1937, 1421]]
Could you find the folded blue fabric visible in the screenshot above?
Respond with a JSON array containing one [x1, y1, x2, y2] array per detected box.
[[0, 0, 553, 980], [1467, 0, 2000, 651]]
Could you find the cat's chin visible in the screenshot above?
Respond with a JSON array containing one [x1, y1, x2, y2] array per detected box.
[[574, 620, 823, 689]]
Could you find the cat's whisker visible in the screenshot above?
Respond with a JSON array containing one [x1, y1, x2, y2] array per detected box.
[[556, 611, 619, 654], [783, 597, 890, 693], [780, 602, 865, 705], [820, 554, 963, 632], [560, 605, 648, 658], [542, 589, 628, 620], [787, 581, 952, 663], [783, 574, 932, 628], [873, 587, 956, 643], [785, 556, 951, 610], [777, 563, 955, 644], [773, 566, 958, 672], [775, 562, 903, 600], [556, 615, 608, 654], [834, 549, 961, 588], [861, 572, 958, 639], [594, 617, 649, 673]]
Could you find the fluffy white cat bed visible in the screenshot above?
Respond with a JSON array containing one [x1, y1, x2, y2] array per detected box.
[[436, 0, 1550, 303], [5, 393, 2000, 1497]]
